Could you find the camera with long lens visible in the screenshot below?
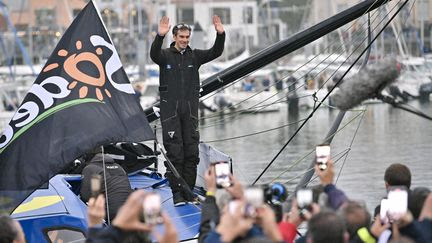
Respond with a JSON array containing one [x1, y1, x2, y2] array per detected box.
[[263, 182, 288, 203], [264, 183, 288, 222]]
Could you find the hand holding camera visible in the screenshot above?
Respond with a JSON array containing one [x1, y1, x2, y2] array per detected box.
[[112, 190, 154, 232], [255, 204, 283, 242], [87, 194, 106, 227], [218, 200, 254, 242], [204, 165, 217, 194], [315, 159, 335, 186], [225, 175, 244, 200]]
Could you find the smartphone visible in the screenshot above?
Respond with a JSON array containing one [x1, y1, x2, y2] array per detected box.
[[316, 144, 331, 170], [297, 189, 313, 218], [296, 189, 313, 209], [143, 193, 163, 225], [379, 199, 390, 224], [228, 199, 256, 218], [387, 187, 408, 222], [228, 200, 243, 215], [90, 174, 102, 198], [244, 187, 264, 208], [214, 161, 232, 188]]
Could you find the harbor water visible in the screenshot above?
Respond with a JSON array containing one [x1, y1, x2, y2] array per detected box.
[[199, 100, 432, 213]]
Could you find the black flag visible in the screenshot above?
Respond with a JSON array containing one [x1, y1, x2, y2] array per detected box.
[[0, 1, 154, 213]]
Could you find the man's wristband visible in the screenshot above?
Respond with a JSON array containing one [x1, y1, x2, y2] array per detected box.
[[206, 190, 215, 197]]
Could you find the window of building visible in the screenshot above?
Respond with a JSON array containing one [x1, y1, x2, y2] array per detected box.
[[212, 8, 231, 25], [177, 8, 194, 25], [243, 6, 253, 24], [101, 8, 119, 28], [35, 8, 56, 28]]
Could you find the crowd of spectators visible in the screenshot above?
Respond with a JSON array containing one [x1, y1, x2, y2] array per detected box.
[[1, 160, 431, 243]]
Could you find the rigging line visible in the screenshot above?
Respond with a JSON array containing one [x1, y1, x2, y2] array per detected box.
[[390, 0, 416, 56], [307, 154, 350, 185], [204, 93, 364, 146], [198, 1, 395, 126], [203, 118, 308, 144], [283, 149, 351, 185], [198, 0, 387, 118], [101, 145, 111, 225], [198, 96, 294, 121], [252, 0, 409, 186], [269, 110, 366, 183], [335, 110, 367, 185], [198, 93, 311, 130], [313, 0, 402, 95], [360, 12, 373, 70], [313, 0, 403, 93], [198, 84, 307, 129], [272, 148, 350, 185], [206, 0, 386, 105]]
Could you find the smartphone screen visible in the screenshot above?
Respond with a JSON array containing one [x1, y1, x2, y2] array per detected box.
[[90, 174, 102, 198], [245, 187, 264, 208], [387, 187, 408, 222], [228, 199, 256, 218], [380, 199, 389, 224], [296, 189, 313, 209], [316, 145, 330, 170], [214, 161, 231, 188], [143, 193, 163, 225]]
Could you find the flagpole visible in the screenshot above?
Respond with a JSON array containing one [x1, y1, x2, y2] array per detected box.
[[101, 145, 111, 225]]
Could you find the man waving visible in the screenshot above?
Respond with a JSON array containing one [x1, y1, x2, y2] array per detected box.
[[150, 16, 225, 206]]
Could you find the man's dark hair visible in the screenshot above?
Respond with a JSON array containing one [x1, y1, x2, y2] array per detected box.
[[384, 163, 411, 188], [0, 215, 18, 243], [408, 187, 431, 219], [307, 211, 346, 243], [172, 23, 191, 35], [338, 201, 371, 238]]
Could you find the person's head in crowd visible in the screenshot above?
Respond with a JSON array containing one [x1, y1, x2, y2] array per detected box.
[[408, 187, 431, 220], [388, 236, 415, 243], [338, 200, 371, 238], [0, 214, 26, 243], [307, 211, 348, 243], [384, 163, 411, 189]]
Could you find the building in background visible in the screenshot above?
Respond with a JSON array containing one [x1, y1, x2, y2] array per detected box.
[[2, 0, 432, 68]]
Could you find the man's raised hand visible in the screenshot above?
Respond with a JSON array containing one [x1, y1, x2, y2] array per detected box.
[[159, 16, 171, 36], [213, 15, 224, 34]]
